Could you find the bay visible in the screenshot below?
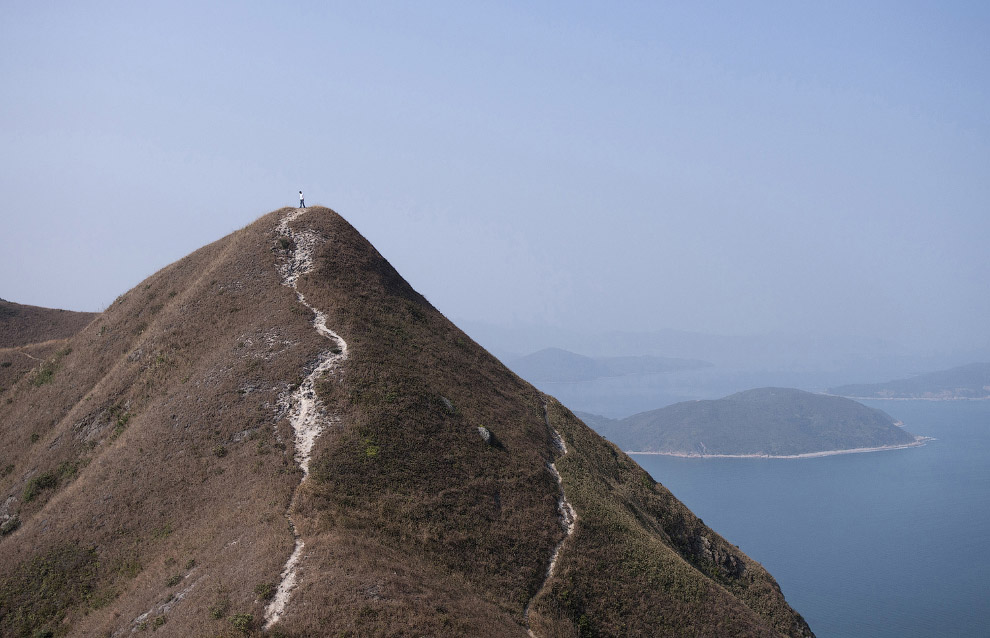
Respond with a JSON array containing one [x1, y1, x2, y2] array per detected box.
[[630, 400, 990, 638]]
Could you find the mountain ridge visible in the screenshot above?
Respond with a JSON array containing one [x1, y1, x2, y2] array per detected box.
[[0, 207, 812, 637]]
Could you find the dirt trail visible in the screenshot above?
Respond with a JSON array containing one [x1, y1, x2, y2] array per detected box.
[[264, 208, 349, 629], [524, 398, 578, 637]]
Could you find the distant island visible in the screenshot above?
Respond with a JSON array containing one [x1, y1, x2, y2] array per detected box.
[[582, 387, 926, 458], [509, 347, 712, 383], [829, 362, 990, 400]]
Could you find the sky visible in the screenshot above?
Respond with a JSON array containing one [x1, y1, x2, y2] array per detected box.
[[1, 1, 988, 356]]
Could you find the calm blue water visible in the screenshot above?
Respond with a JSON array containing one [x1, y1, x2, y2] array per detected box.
[[631, 400, 990, 638]]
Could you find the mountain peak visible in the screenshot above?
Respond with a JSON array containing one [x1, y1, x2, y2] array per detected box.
[[0, 207, 813, 637]]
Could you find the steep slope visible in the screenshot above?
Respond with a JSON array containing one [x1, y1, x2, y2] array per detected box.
[[599, 388, 920, 457], [0, 207, 812, 637]]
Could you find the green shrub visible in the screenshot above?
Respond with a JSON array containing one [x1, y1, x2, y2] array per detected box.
[[229, 613, 253, 632], [28, 349, 69, 387], [254, 582, 274, 600], [208, 593, 230, 620], [1, 516, 20, 535], [109, 406, 132, 440], [22, 471, 58, 502]]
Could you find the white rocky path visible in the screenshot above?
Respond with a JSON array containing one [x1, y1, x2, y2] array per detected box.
[[524, 398, 578, 638], [264, 208, 349, 629]]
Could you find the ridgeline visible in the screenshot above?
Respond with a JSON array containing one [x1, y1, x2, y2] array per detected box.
[[0, 208, 812, 637]]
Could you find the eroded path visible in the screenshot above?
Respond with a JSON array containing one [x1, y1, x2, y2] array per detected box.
[[524, 398, 578, 637], [265, 208, 349, 628]]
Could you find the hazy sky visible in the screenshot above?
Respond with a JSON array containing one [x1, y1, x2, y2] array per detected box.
[[2, 1, 987, 354]]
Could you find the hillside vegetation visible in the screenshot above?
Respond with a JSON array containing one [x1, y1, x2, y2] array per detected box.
[[0, 299, 97, 348], [594, 388, 920, 457], [0, 299, 97, 403], [829, 363, 990, 399], [0, 207, 812, 637]]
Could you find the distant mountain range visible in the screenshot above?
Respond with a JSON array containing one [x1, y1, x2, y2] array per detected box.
[[509, 347, 712, 382], [829, 363, 990, 399], [581, 388, 923, 458], [0, 208, 812, 637]]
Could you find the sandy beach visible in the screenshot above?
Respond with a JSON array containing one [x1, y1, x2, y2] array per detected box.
[[627, 436, 934, 459]]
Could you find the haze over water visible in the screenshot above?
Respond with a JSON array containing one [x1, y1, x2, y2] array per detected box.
[[633, 400, 990, 638]]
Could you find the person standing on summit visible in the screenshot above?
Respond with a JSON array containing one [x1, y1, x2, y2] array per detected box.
[[298, 191, 305, 208]]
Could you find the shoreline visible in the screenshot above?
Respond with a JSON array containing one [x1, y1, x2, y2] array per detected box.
[[627, 436, 935, 460], [831, 396, 989, 401]]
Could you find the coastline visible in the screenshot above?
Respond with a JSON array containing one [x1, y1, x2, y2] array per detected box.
[[627, 436, 935, 460], [831, 395, 990, 401]]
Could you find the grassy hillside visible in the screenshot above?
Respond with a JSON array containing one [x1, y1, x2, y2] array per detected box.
[[829, 363, 990, 399], [597, 388, 919, 457], [0, 299, 96, 348], [0, 300, 97, 398], [0, 207, 812, 637]]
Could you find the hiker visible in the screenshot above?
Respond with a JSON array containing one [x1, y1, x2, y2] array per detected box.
[[298, 191, 305, 208]]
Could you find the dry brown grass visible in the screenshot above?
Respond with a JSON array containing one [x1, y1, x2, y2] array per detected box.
[[0, 299, 96, 348], [0, 207, 813, 638]]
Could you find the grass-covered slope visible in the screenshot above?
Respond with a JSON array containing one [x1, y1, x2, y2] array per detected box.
[[279, 210, 811, 637], [0, 207, 813, 637], [0, 211, 322, 637], [598, 388, 917, 457], [829, 363, 990, 399], [535, 398, 813, 637], [0, 300, 97, 398], [0, 299, 97, 348]]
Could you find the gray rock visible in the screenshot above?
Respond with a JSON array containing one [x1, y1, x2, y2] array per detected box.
[[441, 396, 456, 414]]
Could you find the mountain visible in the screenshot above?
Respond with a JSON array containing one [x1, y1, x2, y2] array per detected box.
[[0, 299, 97, 348], [0, 299, 97, 398], [828, 363, 990, 399], [593, 388, 922, 457], [509, 347, 711, 383], [0, 207, 812, 637]]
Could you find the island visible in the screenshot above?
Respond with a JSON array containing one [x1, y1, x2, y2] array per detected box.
[[584, 387, 927, 458], [828, 362, 990, 400]]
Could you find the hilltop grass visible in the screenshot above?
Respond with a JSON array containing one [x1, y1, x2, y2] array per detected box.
[[301, 216, 563, 616], [0, 208, 812, 637], [0, 210, 318, 636], [289, 209, 810, 637]]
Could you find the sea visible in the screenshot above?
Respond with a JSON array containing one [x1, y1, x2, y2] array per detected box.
[[630, 400, 990, 638]]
